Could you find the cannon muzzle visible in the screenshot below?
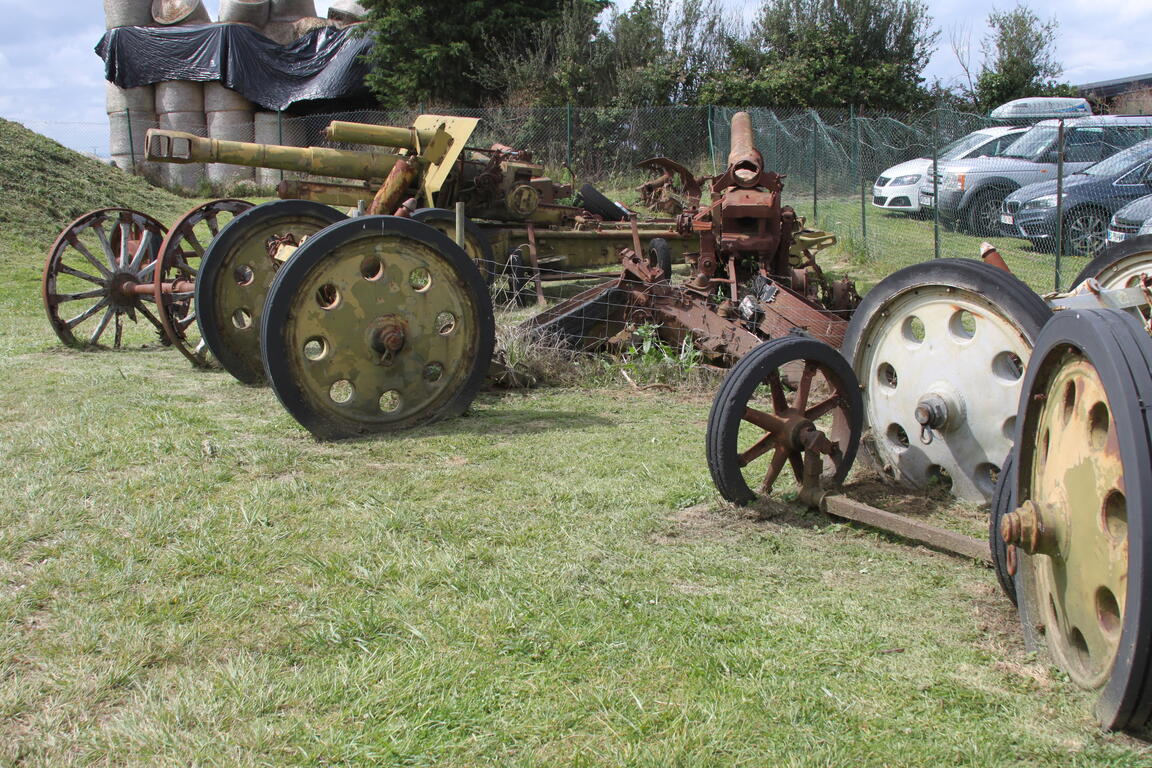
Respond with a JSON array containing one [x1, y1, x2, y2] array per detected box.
[[727, 111, 764, 187], [146, 129, 407, 181]]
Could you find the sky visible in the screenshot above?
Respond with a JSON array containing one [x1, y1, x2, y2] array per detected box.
[[0, 0, 1148, 156]]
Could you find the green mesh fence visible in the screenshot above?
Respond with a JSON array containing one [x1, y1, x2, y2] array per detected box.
[[280, 104, 1138, 293], [48, 102, 1141, 294]]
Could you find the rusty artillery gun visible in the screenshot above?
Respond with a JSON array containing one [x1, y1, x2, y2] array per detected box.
[[524, 111, 856, 365]]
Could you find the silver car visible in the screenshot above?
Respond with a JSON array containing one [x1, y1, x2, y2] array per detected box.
[[872, 126, 1026, 215]]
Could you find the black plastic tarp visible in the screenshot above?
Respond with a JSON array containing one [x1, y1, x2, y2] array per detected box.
[[95, 24, 373, 111]]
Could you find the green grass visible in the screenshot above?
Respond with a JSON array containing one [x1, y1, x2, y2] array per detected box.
[[1, 122, 1150, 765], [796, 196, 1075, 294]]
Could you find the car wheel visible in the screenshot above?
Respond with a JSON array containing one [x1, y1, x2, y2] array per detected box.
[[964, 190, 1005, 237], [1063, 207, 1109, 258]]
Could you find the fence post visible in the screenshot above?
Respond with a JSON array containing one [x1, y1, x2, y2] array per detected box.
[[1054, 118, 1065, 291], [707, 105, 716, 174], [565, 102, 573, 170], [125, 106, 137, 175], [932, 111, 941, 260], [853, 106, 865, 241], [811, 111, 819, 221], [772, 115, 778, 178], [277, 110, 285, 182]]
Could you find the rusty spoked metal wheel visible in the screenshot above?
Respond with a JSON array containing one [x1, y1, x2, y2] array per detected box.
[[153, 199, 254, 367], [42, 208, 167, 348], [706, 334, 862, 505], [1006, 308, 1152, 731], [261, 216, 496, 440], [196, 200, 347, 384], [842, 259, 1051, 503]]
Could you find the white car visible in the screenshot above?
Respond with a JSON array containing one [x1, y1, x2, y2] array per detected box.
[[872, 126, 1027, 215]]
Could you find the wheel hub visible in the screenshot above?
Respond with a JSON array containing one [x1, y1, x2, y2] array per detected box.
[[368, 315, 407, 364], [913, 387, 965, 434], [1001, 498, 1068, 557], [108, 271, 142, 306]]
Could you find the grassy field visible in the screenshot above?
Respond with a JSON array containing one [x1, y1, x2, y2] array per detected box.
[[794, 197, 1075, 294], [2, 120, 1150, 765]]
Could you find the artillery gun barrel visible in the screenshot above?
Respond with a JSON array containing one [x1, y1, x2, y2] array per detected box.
[[727, 111, 764, 182], [324, 121, 440, 151], [145, 129, 410, 181]]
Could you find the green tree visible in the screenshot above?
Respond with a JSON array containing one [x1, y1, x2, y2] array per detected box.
[[482, 0, 732, 108], [971, 3, 1070, 110], [358, 0, 605, 107], [701, 0, 939, 110]]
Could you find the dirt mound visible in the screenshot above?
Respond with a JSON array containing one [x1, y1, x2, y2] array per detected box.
[[0, 118, 195, 253]]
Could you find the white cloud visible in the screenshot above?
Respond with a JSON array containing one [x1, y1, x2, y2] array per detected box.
[[1, 0, 1146, 155]]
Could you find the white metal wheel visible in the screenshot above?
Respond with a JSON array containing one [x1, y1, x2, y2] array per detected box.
[[843, 260, 1051, 503]]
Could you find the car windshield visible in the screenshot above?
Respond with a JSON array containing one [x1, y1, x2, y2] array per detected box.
[[1082, 139, 1152, 177], [1000, 126, 1058, 160], [939, 132, 996, 161]]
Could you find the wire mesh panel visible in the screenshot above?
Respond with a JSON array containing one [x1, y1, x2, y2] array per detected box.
[[46, 100, 1145, 296]]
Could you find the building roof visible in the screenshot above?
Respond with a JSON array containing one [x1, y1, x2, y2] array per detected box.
[[1078, 73, 1152, 99]]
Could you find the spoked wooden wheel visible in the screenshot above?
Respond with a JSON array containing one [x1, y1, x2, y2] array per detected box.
[[261, 216, 496, 440], [153, 199, 253, 367], [842, 259, 1051, 502], [706, 335, 862, 505], [195, 200, 346, 384], [1006, 308, 1152, 731], [42, 208, 167, 348]]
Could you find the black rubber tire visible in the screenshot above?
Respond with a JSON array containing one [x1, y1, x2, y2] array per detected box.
[[1062, 206, 1110, 259], [1071, 233, 1152, 287], [706, 334, 863, 506], [261, 215, 495, 441], [647, 237, 673, 282], [577, 183, 627, 222], [964, 188, 1008, 236], [1011, 308, 1152, 731], [411, 207, 495, 286], [989, 451, 1017, 606], [196, 200, 346, 385]]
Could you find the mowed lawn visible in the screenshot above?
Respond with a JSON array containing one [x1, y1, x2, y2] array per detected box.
[[2, 187, 1151, 761]]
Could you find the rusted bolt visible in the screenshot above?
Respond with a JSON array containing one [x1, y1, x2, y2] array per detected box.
[[1001, 500, 1054, 556], [377, 326, 405, 353]]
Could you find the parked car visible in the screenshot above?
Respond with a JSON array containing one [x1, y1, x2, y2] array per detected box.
[[999, 138, 1152, 257], [989, 96, 1092, 121], [1107, 193, 1152, 244], [871, 126, 1026, 215], [921, 115, 1152, 236]]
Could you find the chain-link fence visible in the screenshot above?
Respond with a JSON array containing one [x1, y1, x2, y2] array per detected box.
[[30, 102, 1152, 294]]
